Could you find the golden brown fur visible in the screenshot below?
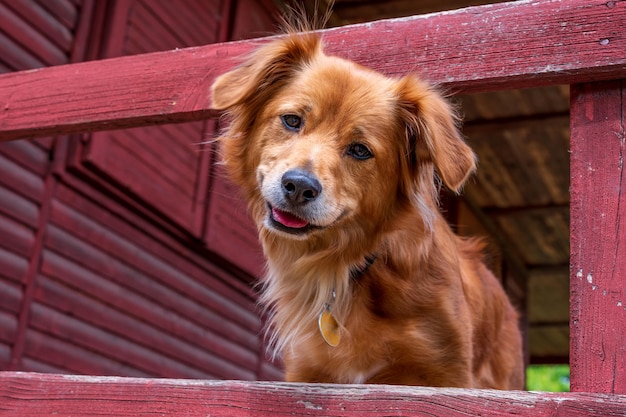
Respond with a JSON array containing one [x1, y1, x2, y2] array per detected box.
[[211, 30, 524, 388]]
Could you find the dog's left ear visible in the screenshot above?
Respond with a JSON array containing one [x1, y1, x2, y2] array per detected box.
[[396, 76, 476, 193], [211, 33, 321, 111]]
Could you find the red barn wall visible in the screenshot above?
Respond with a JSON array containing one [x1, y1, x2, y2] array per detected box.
[[0, 0, 282, 380]]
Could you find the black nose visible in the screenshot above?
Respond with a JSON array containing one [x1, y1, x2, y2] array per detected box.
[[281, 169, 322, 204]]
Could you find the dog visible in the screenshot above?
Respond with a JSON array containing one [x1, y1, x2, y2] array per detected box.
[[210, 26, 524, 388]]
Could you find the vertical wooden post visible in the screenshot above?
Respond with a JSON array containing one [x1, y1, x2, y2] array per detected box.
[[570, 80, 626, 393]]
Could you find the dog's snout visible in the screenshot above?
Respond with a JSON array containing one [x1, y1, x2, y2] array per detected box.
[[281, 169, 322, 204]]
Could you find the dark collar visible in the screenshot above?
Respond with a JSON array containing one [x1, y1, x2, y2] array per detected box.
[[349, 254, 377, 280]]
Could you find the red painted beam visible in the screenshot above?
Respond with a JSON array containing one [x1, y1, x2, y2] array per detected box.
[[570, 80, 626, 394], [3, 372, 626, 416], [0, 0, 625, 141]]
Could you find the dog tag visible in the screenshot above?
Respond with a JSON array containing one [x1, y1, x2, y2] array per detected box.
[[318, 307, 341, 347]]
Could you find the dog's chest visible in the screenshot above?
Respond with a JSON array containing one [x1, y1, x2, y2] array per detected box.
[[343, 362, 387, 384], [317, 306, 394, 383]]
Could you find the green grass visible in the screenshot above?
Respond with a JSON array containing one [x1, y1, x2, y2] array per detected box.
[[526, 364, 570, 392]]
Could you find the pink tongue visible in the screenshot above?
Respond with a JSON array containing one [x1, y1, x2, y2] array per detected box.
[[272, 207, 309, 229]]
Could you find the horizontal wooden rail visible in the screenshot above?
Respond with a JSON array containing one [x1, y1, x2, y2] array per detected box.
[[2, 372, 626, 416], [0, 0, 624, 142]]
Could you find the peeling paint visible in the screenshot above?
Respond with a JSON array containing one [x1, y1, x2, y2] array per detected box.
[[298, 400, 323, 410], [587, 273, 593, 284]]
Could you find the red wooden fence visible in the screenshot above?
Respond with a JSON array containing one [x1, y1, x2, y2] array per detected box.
[[2, 372, 626, 416], [1, 0, 626, 414]]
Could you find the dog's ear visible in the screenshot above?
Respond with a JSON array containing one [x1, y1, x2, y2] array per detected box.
[[395, 76, 476, 193], [211, 33, 322, 110]]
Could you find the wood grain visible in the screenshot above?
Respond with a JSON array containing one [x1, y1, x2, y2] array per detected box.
[[2, 372, 626, 416], [570, 80, 626, 394], [1, 0, 625, 141]]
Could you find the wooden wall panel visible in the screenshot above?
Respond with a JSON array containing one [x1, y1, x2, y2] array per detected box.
[[230, 0, 278, 40], [74, 0, 222, 235], [83, 127, 206, 232], [24, 183, 267, 379], [0, 0, 283, 380], [206, 167, 265, 279], [21, 328, 149, 376], [0, 137, 50, 371], [0, 1, 77, 71], [0, 0, 79, 368]]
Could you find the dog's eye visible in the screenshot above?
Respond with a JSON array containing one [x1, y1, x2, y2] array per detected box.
[[347, 143, 373, 160], [281, 114, 302, 131]]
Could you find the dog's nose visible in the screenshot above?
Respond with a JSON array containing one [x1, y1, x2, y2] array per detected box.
[[281, 169, 322, 204]]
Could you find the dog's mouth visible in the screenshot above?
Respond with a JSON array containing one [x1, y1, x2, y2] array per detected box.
[[271, 206, 308, 228], [267, 204, 318, 235]]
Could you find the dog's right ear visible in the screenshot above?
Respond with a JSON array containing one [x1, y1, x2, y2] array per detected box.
[[211, 33, 322, 110]]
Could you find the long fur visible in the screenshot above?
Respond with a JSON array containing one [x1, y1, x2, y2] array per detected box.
[[211, 27, 524, 388]]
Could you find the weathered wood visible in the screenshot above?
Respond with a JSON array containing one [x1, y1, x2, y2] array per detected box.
[[1, 0, 625, 141], [2, 372, 626, 416], [570, 80, 626, 394]]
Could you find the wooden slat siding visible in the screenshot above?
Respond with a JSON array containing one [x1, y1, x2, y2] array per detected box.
[[0, 0, 79, 72], [0, 140, 50, 176], [230, 0, 277, 41], [32, 281, 256, 380], [1, 0, 624, 141], [34, 276, 258, 375], [40, 249, 258, 352], [51, 180, 257, 308], [9, 171, 58, 371], [202, 0, 271, 276], [40, 193, 277, 377], [0, 152, 45, 203], [32, 175, 269, 379], [0, 3, 67, 67], [0, 32, 44, 72], [0, 345, 10, 369], [20, 357, 66, 376], [570, 80, 626, 394], [76, 0, 221, 236], [0, 313, 17, 366], [23, 329, 149, 377], [46, 198, 260, 332], [38, 0, 78, 30], [41, 222, 258, 343], [105, 130, 197, 195], [192, 119, 216, 233], [83, 133, 200, 229], [206, 165, 266, 278], [0, 214, 33, 261], [0, 187, 38, 234], [259, 361, 285, 381], [0, 248, 28, 290], [126, 2, 184, 53], [201, 0, 279, 278], [2, 373, 626, 417], [4, 1, 74, 51], [0, 141, 41, 365], [0, 288, 21, 328], [29, 302, 211, 379], [0, 0, 80, 370]]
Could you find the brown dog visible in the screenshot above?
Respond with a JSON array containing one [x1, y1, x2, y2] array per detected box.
[[211, 29, 524, 388]]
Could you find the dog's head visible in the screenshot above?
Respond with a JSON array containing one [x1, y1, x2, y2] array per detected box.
[[211, 33, 475, 244]]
